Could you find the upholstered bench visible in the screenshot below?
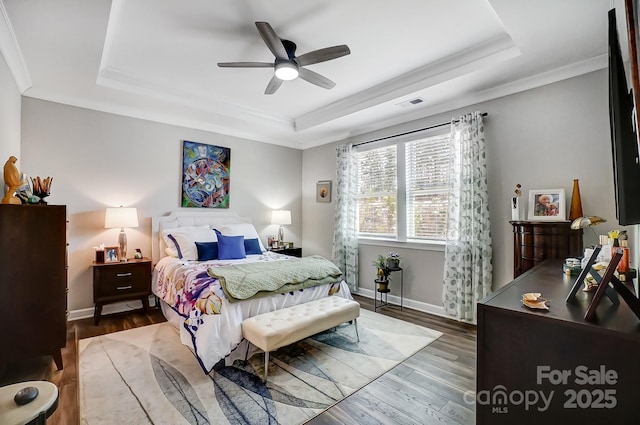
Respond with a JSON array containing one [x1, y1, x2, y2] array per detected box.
[[241, 296, 360, 382]]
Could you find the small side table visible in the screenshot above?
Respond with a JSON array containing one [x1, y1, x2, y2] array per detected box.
[[91, 257, 152, 325], [374, 267, 404, 312], [0, 381, 58, 425], [269, 247, 302, 258]]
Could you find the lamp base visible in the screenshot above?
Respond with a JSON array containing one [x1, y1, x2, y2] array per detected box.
[[278, 226, 284, 243], [118, 229, 128, 261]]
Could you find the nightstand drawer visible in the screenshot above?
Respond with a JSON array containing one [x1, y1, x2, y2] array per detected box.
[[97, 263, 149, 283], [97, 275, 148, 298]]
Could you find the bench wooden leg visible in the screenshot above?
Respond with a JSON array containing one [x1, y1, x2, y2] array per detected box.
[[264, 351, 269, 383]]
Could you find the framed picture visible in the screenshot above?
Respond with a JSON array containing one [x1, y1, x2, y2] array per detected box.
[[266, 235, 276, 249], [527, 189, 566, 221], [104, 246, 120, 263], [316, 180, 332, 203], [181, 140, 230, 208]]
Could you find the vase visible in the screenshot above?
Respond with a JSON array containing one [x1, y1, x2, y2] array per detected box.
[[511, 196, 524, 221], [569, 179, 583, 220]]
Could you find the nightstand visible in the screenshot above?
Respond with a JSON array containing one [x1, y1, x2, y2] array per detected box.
[[270, 247, 302, 257], [91, 257, 152, 325]]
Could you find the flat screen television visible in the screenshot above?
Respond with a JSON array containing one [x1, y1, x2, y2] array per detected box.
[[608, 7, 640, 225]]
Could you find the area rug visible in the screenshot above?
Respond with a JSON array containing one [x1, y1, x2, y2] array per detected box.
[[79, 309, 442, 425]]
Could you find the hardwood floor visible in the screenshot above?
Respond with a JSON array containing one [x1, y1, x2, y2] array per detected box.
[[0, 297, 477, 425]]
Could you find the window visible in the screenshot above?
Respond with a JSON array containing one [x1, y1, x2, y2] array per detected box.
[[357, 131, 451, 242]]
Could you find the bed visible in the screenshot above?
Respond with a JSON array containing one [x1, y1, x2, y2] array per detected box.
[[151, 210, 353, 373]]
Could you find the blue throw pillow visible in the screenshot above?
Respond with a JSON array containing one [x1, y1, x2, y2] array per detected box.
[[217, 234, 246, 260], [195, 242, 218, 261], [244, 238, 262, 255]]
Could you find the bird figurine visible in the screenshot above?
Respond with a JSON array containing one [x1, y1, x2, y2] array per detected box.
[[2, 156, 21, 204]]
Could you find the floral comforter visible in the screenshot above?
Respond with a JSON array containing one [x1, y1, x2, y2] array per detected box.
[[153, 252, 352, 372]]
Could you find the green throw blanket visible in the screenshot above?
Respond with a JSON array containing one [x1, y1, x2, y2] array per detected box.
[[208, 255, 343, 302]]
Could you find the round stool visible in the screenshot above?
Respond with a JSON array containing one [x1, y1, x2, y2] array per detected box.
[[0, 381, 59, 425]]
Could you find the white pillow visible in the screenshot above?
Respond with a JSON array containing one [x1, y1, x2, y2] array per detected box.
[[218, 223, 266, 253], [162, 225, 217, 260]]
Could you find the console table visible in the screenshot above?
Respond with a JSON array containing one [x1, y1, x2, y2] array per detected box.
[[477, 260, 640, 424]]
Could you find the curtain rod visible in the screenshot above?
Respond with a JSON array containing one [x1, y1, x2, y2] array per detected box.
[[353, 112, 488, 147]]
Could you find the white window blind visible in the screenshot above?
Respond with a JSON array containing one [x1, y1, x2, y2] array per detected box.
[[406, 133, 451, 240], [357, 145, 397, 237], [356, 131, 451, 242]]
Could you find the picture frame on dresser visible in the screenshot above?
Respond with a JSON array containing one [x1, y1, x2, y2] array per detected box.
[[527, 188, 566, 221], [104, 246, 120, 263]]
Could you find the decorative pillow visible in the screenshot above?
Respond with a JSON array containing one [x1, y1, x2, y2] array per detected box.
[[244, 238, 262, 255], [219, 223, 266, 252], [195, 242, 219, 261], [162, 225, 217, 260], [217, 234, 246, 260]]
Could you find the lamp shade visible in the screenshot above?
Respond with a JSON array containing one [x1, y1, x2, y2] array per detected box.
[[271, 210, 291, 226], [570, 216, 606, 230], [105, 207, 139, 229]]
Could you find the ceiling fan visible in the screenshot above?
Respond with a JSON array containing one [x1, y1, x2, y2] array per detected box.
[[217, 22, 351, 94]]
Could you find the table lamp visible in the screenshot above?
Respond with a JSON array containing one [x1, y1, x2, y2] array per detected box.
[[570, 215, 606, 242], [105, 206, 139, 261], [271, 210, 291, 245]]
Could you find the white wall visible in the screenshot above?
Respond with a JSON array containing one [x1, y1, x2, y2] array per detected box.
[[0, 52, 21, 189], [303, 69, 635, 311], [20, 98, 302, 313]]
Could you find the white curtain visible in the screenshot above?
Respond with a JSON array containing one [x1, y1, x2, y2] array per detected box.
[[332, 144, 359, 291], [442, 112, 493, 322]]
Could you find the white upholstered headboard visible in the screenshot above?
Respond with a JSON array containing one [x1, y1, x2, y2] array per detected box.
[[151, 210, 252, 265]]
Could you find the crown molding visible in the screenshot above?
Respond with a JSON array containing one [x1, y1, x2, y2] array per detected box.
[[97, 66, 294, 129], [22, 86, 304, 149], [298, 54, 608, 150], [0, 0, 31, 92], [294, 33, 520, 132], [22, 53, 607, 152]]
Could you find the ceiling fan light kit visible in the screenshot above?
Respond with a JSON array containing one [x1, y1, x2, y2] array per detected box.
[[274, 62, 299, 80], [217, 21, 350, 94]]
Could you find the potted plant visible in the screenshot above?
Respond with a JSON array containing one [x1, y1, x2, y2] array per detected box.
[[386, 252, 401, 269], [373, 254, 390, 291]]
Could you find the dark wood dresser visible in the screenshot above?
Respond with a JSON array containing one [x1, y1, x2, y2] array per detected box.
[[477, 260, 640, 424], [510, 220, 583, 278], [0, 204, 68, 375]]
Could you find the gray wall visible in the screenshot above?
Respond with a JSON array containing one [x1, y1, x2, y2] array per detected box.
[[0, 53, 21, 189], [302, 69, 635, 312], [19, 98, 302, 314]]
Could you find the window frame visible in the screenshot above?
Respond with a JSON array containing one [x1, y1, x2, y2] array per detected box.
[[356, 126, 450, 250]]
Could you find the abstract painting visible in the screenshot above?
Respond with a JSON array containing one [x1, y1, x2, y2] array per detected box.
[[181, 140, 230, 208]]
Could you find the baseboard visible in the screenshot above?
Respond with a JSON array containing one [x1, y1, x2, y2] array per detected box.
[[353, 288, 449, 319], [68, 295, 157, 322]]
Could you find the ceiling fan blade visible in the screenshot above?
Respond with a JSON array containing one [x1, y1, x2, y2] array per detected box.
[[255, 22, 288, 60], [295, 45, 351, 66], [265, 75, 283, 95], [217, 62, 274, 68], [298, 67, 336, 89]]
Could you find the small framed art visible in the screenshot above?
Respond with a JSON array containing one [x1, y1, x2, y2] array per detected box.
[[104, 246, 120, 263], [528, 189, 566, 221], [316, 180, 332, 203]]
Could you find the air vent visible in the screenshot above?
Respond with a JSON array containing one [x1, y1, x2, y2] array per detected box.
[[396, 97, 425, 108]]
